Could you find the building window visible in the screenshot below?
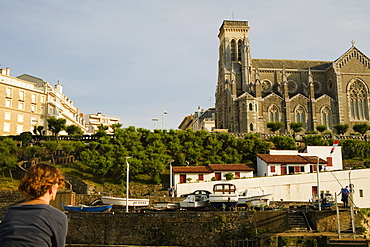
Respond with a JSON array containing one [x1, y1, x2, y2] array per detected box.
[[16, 125, 23, 134], [19, 91, 25, 101], [17, 114, 24, 122], [32, 93, 37, 103], [231, 40, 236, 61], [41, 96, 45, 103], [249, 103, 253, 111], [198, 174, 204, 181], [359, 189, 363, 197], [6, 87, 12, 98], [270, 166, 276, 172], [18, 102, 25, 110], [269, 105, 279, 122], [300, 166, 305, 172], [3, 123, 10, 132], [326, 157, 333, 167], [235, 172, 240, 178], [237, 40, 242, 61], [5, 99, 12, 107], [31, 104, 36, 113], [295, 105, 306, 128], [348, 79, 368, 120], [249, 123, 253, 131], [4, 112, 11, 120], [321, 106, 332, 129]]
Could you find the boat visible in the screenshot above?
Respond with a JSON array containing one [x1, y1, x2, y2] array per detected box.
[[312, 193, 335, 208], [100, 196, 149, 207], [208, 183, 239, 209], [180, 194, 209, 209], [152, 201, 180, 211], [237, 189, 271, 208], [64, 204, 113, 212]]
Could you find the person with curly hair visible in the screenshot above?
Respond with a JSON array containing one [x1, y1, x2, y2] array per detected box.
[[0, 163, 68, 246]]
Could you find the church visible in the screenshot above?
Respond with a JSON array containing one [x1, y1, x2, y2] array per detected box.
[[215, 20, 370, 134]]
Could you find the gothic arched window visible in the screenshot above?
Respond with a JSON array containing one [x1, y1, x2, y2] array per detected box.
[[269, 105, 279, 122], [295, 105, 306, 128], [237, 40, 243, 61], [321, 106, 332, 129], [249, 103, 253, 111], [348, 80, 368, 120], [249, 123, 254, 131], [231, 40, 236, 61]]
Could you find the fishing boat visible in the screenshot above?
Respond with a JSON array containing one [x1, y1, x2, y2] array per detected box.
[[180, 194, 209, 209], [208, 183, 238, 209], [152, 201, 180, 211], [100, 196, 149, 207], [64, 204, 113, 212]]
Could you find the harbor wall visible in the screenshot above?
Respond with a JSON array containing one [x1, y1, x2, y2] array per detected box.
[[65, 211, 288, 247]]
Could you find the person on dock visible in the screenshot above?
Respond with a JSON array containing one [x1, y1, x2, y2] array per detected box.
[[0, 163, 67, 247]]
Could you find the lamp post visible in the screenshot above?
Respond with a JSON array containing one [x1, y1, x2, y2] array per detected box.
[[152, 118, 158, 130], [316, 157, 321, 211], [162, 103, 167, 129], [169, 159, 174, 197], [125, 156, 132, 213]]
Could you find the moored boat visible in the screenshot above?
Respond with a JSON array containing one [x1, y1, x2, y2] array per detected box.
[[180, 194, 209, 209], [101, 196, 149, 207], [208, 183, 238, 209], [152, 201, 180, 211], [64, 204, 113, 212]]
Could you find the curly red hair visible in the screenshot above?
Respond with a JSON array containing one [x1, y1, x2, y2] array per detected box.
[[18, 163, 65, 200]]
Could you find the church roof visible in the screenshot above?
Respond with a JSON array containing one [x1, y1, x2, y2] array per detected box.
[[252, 59, 332, 70]]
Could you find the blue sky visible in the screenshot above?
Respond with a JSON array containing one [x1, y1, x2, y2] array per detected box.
[[1, 1, 370, 130]]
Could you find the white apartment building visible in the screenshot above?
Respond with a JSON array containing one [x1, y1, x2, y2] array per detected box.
[[84, 112, 120, 134], [0, 68, 85, 136]]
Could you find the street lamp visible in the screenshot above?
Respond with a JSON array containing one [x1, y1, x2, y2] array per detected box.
[[152, 118, 158, 130], [125, 156, 132, 213]]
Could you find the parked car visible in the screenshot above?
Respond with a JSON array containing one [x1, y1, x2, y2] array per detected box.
[[180, 190, 212, 198]]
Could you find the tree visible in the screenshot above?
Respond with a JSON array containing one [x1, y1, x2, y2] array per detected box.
[[290, 122, 303, 133], [33, 125, 45, 136], [43, 141, 59, 164], [65, 125, 83, 136], [302, 135, 329, 147], [224, 172, 234, 180], [47, 117, 66, 141], [0, 138, 19, 179], [18, 132, 33, 147], [95, 124, 109, 137], [270, 136, 297, 150], [266, 122, 284, 133], [333, 124, 349, 135], [353, 123, 369, 136], [316, 125, 327, 134]]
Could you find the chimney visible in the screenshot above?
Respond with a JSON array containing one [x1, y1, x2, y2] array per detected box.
[[0, 67, 10, 76]]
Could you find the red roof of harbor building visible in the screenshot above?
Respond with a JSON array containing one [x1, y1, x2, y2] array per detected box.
[[257, 154, 327, 165], [172, 164, 254, 174]]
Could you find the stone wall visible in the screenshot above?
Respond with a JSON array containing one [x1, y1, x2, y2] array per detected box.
[[65, 211, 287, 247]]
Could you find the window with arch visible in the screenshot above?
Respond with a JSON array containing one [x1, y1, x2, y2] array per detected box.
[[269, 105, 279, 122], [321, 106, 332, 129], [231, 40, 236, 61], [249, 123, 253, 131], [295, 105, 306, 128], [348, 80, 368, 120], [237, 40, 242, 61], [249, 103, 253, 111]]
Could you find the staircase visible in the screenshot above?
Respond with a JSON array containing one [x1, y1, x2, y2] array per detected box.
[[338, 210, 354, 234], [287, 211, 311, 232]]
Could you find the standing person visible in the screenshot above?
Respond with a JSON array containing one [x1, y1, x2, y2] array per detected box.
[[0, 163, 68, 246], [339, 186, 350, 208]]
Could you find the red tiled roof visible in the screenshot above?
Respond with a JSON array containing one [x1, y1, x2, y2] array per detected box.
[[172, 166, 212, 173], [257, 154, 327, 164], [208, 164, 254, 171]]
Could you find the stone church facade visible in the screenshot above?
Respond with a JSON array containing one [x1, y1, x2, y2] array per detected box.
[[215, 20, 370, 134]]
